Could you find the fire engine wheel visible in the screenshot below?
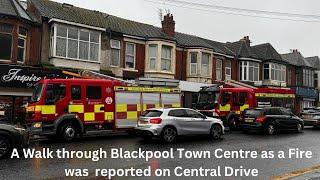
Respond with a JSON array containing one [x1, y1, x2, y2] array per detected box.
[[228, 117, 239, 130], [59, 123, 77, 142], [0, 136, 11, 159], [161, 127, 177, 143], [210, 124, 222, 140]]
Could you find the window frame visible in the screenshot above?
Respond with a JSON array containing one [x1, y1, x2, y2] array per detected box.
[[0, 23, 14, 61], [17, 26, 27, 63], [239, 61, 260, 82], [52, 24, 101, 63], [190, 52, 198, 75], [216, 58, 222, 80], [225, 60, 232, 80], [125, 42, 136, 69], [161, 45, 172, 72], [201, 52, 210, 77], [110, 39, 121, 67]]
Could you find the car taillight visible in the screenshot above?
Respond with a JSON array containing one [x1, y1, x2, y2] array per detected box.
[[149, 118, 162, 124], [256, 116, 267, 123]]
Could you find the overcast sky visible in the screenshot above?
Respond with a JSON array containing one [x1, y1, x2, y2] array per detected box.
[[51, 0, 320, 57]]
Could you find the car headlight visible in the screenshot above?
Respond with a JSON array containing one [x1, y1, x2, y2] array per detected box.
[[33, 122, 42, 128], [14, 127, 27, 133]]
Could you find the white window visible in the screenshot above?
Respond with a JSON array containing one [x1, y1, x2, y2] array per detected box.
[[240, 61, 259, 82], [264, 63, 286, 82], [161, 45, 172, 71], [225, 60, 232, 80], [54, 24, 100, 62], [201, 53, 210, 76], [148, 44, 157, 70], [110, 39, 120, 67], [17, 27, 27, 62], [125, 42, 135, 69], [303, 69, 314, 87], [0, 23, 13, 60], [216, 59, 222, 80], [190, 52, 197, 75]]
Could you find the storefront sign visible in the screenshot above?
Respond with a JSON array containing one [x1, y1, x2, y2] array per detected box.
[[0, 65, 63, 89], [293, 87, 318, 99]]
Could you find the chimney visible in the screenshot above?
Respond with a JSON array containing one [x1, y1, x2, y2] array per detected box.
[[292, 49, 299, 53], [240, 36, 251, 46], [161, 13, 175, 37]]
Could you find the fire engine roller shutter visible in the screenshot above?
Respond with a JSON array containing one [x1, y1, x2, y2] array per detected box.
[[161, 94, 181, 108], [142, 93, 161, 111], [115, 92, 141, 128]]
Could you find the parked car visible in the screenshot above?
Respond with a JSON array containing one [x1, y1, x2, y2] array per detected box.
[[240, 107, 304, 135], [0, 123, 29, 158], [301, 107, 320, 127], [135, 108, 224, 143]]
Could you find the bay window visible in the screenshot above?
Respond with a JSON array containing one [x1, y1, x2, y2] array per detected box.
[[239, 61, 259, 82], [216, 59, 222, 80], [264, 63, 286, 82], [0, 23, 13, 60], [225, 60, 232, 80], [303, 69, 314, 87], [190, 52, 198, 75], [201, 53, 210, 76], [161, 45, 172, 71], [148, 44, 157, 70], [110, 39, 120, 67], [125, 42, 135, 69], [54, 24, 100, 62], [17, 27, 27, 62]]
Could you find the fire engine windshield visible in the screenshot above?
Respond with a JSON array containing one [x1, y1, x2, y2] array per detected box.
[[30, 83, 43, 103], [198, 92, 219, 104]]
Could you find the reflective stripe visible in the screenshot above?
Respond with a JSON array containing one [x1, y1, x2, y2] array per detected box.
[[116, 104, 127, 112], [27, 106, 35, 112], [220, 104, 231, 111], [127, 111, 138, 119], [84, 112, 95, 121], [240, 104, 249, 112], [69, 105, 84, 113], [94, 104, 104, 113], [105, 112, 114, 121], [35, 105, 42, 112], [143, 104, 147, 111], [41, 105, 56, 114], [255, 93, 295, 98]]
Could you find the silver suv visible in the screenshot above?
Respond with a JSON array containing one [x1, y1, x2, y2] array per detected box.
[[135, 108, 224, 143]]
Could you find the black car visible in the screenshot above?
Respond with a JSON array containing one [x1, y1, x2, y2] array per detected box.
[[0, 123, 29, 158], [241, 107, 304, 135]]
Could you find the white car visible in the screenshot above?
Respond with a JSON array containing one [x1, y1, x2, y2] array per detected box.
[[135, 108, 224, 143]]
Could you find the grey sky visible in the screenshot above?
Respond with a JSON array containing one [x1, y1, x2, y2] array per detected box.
[[51, 0, 320, 57]]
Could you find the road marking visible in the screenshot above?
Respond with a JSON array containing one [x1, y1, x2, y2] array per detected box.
[[271, 164, 320, 180]]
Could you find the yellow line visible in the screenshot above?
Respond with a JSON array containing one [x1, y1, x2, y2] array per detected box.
[[271, 164, 320, 180]]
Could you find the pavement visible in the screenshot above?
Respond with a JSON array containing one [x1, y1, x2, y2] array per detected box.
[[1, 127, 320, 180]]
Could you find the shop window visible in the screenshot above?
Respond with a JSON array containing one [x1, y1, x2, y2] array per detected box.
[[190, 52, 197, 75], [86, 86, 101, 99], [0, 23, 13, 60], [110, 39, 120, 66], [161, 45, 172, 71], [148, 44, 157, 70], [125, 42, 135, 69], [71, 86, 81, 100]]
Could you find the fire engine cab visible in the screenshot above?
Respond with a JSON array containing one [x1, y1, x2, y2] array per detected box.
[[26, 78, 181, 141]]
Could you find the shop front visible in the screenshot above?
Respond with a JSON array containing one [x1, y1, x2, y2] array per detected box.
[[0, 64, 64, 124], [292, 87, 318, 114]]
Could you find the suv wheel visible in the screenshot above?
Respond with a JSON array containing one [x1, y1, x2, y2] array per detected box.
[[161, 127, 177, 143], [210, 124, 222, 140], [59, 123, 77, 142], [297, 123, 303, 133], [266, 123, 276, 135], [0, 136, 11, 159]]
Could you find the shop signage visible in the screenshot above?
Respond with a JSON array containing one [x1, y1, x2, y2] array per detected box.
[[293, 87, 318, 99], [0, 65, 63, 89]]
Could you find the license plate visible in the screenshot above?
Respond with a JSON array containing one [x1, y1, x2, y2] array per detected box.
[[245, 119, 254, 123]]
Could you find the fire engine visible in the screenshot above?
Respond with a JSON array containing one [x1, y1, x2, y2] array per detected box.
[[26, 75, 181, 141], [196, 80, 296, 129]]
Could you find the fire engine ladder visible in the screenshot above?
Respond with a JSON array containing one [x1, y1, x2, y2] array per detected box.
[[224, 79, 257, 89]]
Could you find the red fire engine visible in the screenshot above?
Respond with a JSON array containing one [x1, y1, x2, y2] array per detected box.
[[26, 77, 181, 141], [196, 80, 296, 129]]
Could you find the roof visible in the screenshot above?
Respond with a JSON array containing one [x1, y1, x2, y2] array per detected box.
[[251, 43, 286, 63], [305, 56, 320, 70], [225, 40, 260, 59], [0, 0, 35, 22], [281, 51, 312, 68]]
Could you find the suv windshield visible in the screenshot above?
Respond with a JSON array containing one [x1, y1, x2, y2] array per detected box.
[[30, 83, 43, 103], [142, 110, 163, 117]]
